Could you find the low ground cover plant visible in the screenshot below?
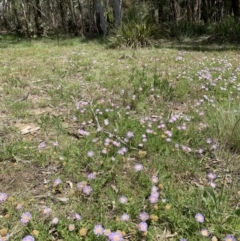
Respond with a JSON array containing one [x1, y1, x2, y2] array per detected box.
[[0, 38, 240, 241]]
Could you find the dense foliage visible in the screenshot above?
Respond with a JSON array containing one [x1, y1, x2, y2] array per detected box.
[[0, 0, 240, 45]]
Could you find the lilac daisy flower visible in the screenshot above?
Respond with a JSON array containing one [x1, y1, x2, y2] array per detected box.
[[149, 195, 159, 204], [22, 235, 35, 241], [195, 213, 204, 223], [151, 186, 159, 193], [87, 150, 94, 157], [82, 185, 92, 195], [53, 141, 59, 146], [121, 213, 130, 221], [210, 182, 216, 188], [87, 172, 96, 179], [103, 229, 111, 236], [0, 193, 8, 203], [138, 222, 148, 232], [78, 129, 90, 136], [77, 181, 86, 190], [139, 212, 149, 221], [109, 231, 123, 241], [134, 164, 143, 172], [151, 176, 159, 184], [207, 172, 217, 181], [206, 138, 212, 144], [93, 224, 104, 235], [119, 196, 128, 204], [200, 229, 209, 237], [53, 178, 62, 186], [43, 206, 51, 215], [118, 147, 128, 155], [68, 224, 75, 231], [21, 212, 32, 224], [73, 212, 81, 220], [126, 131, 134, 138], [224, 235, 236, 241], [38, 142, 46, 149], [151, 190, 160, 198], [104, 119, 109, 126], [51, 217, 59, 224]]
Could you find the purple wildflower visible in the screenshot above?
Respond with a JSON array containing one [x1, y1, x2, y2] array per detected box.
[[87, 172, 96, 179], [117, 147, 128, 155], [109, 231, 123, 241], [77, 181, 86, 190], [224, 235, 236, 241], [104, 229, 111, 236], [68, 224, 75, 231], [126, 131, 134, 138], [93, 225, 104, 235], [207, 172, 217, 181], [195, 213, 204, 223], [78, 129, 90, 136], [87, 151, 94, 157], [53, 141, 59, 146], [138, 222, 148, 232], [139, 212, 149, 221], [165, 130, 172, 137], [206, 138, 212, 144], [0, 193, 8, 203], [82, 185, 92, 195], [53, 178, 62, 186], [149, 195, 159, 204], [151, 186, 159, 193], [119, 196, 128, 204], [51, 217, 59, 224], [73, 212, 81, 220], [200, 229, 209, 237], [134, 164, 143, 172], [121, 213, 130, 221], [43, 206, 51, 215], [22, 235, 35, 241], [38, 142, 46, 149], [104, 119, 109, 126], [21, 212, 32, 224], [210, 182, 216, 188]]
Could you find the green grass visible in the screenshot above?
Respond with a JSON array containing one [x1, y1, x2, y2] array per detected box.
[[0, 38, 240, 241]]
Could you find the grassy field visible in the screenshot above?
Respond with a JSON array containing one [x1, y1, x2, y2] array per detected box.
[[0, 37, 240, 241]]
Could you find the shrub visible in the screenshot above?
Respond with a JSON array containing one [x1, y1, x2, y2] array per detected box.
[[108, 7, 164, 48], [212, 16, 240, 43]]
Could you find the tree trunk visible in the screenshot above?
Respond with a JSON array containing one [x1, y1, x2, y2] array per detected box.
[[47, 0, 55, 27], [1, 0, 9, 29], [232, 0, 240, 21], [69, 0, 77, 33], [20, 0, 31, 38], [187, 0, 192, 21], [77, 0, 84, 36], [113, 0, 121, 28], [96, 1, 107, 35], [58, 0, 67, 31], [34, 0, 43, 36]]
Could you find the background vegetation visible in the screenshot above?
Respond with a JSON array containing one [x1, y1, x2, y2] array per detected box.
[[0, 0, 240, 46]]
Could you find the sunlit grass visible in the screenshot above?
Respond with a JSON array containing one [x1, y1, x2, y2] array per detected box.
[[0, 38, 240, 241]]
